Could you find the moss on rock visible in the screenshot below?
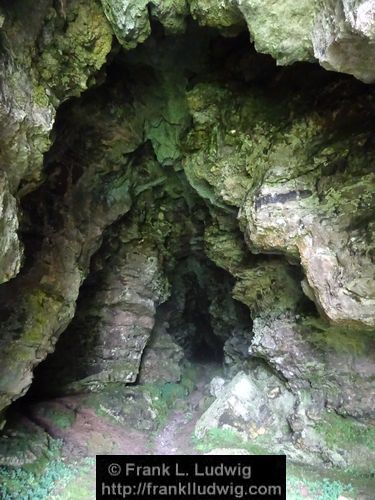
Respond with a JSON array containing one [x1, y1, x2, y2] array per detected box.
[[37, 0, 113, 100]]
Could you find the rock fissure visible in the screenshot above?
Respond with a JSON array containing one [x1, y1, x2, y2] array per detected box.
[[0, 3, 374, 497]]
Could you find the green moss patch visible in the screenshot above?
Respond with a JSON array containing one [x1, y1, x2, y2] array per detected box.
[[315, 412, 375, 450], [300, 316, 373, 355], [0, 438, 63, 499], [193, 427, 270, 455], [33, 404, 76, 430], [287, 474, 353, 500]]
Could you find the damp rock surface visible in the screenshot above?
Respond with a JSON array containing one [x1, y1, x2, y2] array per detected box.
[[0, 0, 374, 481]]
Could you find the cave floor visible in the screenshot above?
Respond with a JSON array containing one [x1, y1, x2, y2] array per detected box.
[[27, 372, 210, 458], [1, 363, 374, 499], [33, 391, 207, 498]]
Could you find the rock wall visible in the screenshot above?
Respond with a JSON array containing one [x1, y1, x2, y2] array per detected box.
[[0, 0, 374, 472], [0, 0, 112, 283], [99, 0, 375, 82]]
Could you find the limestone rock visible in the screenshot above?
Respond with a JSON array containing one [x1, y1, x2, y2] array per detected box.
[[236, 0, 375, 83], [100, 0, 150, 49], [209, 377, 226, 398], [237, 0, 316, 64], [149, 1, 190, 34], [196, 365, 375, 471], [195, 371, 295, 441], [190, 0, 244, 34], [0, 81, 145, 424], [205, 448, 250, 455], [313, 0, 375, 83], [101, 0, 210, 47], [186, 77, 375, 329], [241, 135, 375, 328], [0, 0, 112, 287], [99, 0, 375, 82], [250, 314, 375, 419], [0, 6, 374, 472], [0, 0, 112, 192], [35, 239, 170, 394], [0, 174, 22, 283], [139, 325, 184, 385]]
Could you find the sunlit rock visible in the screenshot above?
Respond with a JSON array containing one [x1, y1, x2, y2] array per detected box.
[[313, 0, 375, 83], [195, 371, 295, 441]]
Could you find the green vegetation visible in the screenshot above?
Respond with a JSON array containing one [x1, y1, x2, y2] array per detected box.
[[0, 460, 71, 500], [285, 462, 375, 499], [145, 361, 209, 426], [193, 427, 270, 455], [48, 458, 95, 500], [0, 439, 71, 500], [88, 362, 199, 429], [286, 475, 353, 500], [0, 433, 94, 500], [35, 404, 76, 430], [143, 364, 199, 426], [316, 411, 375, 450], [300, 316, 371, 355]]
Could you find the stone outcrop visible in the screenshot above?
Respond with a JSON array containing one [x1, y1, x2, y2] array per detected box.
[[195, 369, 375, 471], [195, 371, 295, 443], [185, 75, 375, 329], [0, 1, 374, 474], [34, 236, 169, 394], [183, 47, 375, 469], [99, 0, 375, 82], [0, 80, 145, 424], [250, 314, 375, 419], [0, 0, 112, 285], [237, 0, 316, 64], [0, 174, 20, 283], [139, 326, 184, 385], [313, 0, 375, 83]]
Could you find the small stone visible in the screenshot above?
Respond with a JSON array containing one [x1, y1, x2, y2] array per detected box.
[[209, 377, 226, 398], [205, 448, 250, 455]]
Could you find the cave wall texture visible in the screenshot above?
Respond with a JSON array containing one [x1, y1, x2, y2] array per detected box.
[[0, 0, 374, 471]]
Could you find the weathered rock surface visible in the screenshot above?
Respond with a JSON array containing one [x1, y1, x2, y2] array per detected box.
[[0, 4, 374, 475], [241, 130, 375, 328], [195, 371, 295, 449], [236, 0, 375, 83], [250, 314, 375, 419], [196, 369, 375, 471], [0, 0, 112, 284], [100, 0, 375, 82], [0, 174, 21, 283], [0, 80, 145, 424], [185, 75, 375, 329], [190, 0, 244, 34], [185, 58, 375, 470], [139, 320, 184, 385], [34, 237, 169, 394], [237, 0, 316, 64], [313, 0, 375, 83]]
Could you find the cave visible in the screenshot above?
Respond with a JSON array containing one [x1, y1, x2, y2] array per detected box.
[[0, 1, 374, 498]]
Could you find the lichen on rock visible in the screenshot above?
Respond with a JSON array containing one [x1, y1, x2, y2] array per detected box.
[[237, 0, 317, 64], [190, 0, 244, 34], [313, 0, 375, 83], [0, 3, 374, 479], [36, 0, 113, 100]]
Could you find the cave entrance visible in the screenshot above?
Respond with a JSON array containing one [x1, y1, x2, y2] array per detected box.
[[154, 257, 231, 365], [6, 21, 256, 411], [25, 249, 249, 403]]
